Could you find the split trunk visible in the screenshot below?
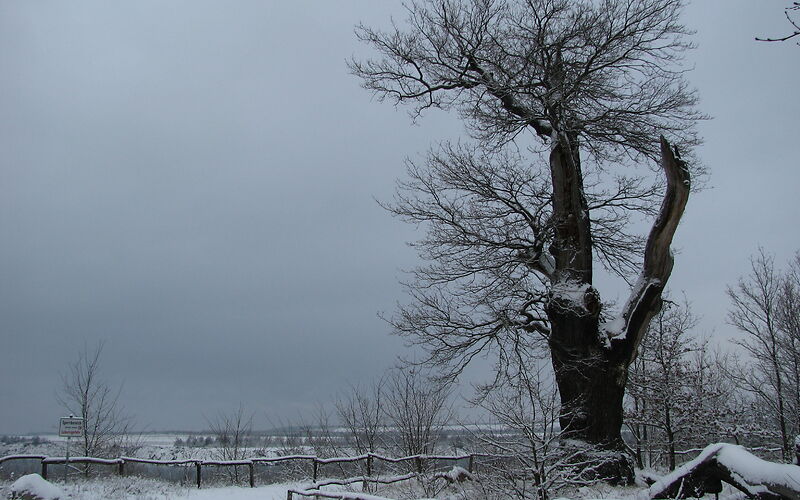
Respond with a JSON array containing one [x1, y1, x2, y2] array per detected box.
[[544, 135, 691, 481]]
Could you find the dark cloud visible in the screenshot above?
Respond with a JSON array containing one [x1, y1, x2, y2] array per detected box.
[[1, 1, 798, 433]]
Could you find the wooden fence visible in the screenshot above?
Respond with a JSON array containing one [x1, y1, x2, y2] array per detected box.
[[0, 452, 487, 488]]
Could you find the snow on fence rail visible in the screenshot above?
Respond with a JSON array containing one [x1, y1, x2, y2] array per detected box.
[[0, 452, 484, 489], [311, 472, 418, 489]]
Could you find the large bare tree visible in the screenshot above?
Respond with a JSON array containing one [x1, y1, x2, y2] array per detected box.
[[352, 0, 703, 479]]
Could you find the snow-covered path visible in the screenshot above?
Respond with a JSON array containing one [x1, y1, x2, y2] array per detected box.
[[2, 476, 313, 500], [180, 484, 297, 499]]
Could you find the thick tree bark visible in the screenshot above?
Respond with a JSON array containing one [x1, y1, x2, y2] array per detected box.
[[545, 137, 690, 481], [547, 131, 593, 284], [548, 328, 628, 446]]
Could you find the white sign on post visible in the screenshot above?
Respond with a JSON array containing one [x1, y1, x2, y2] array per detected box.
[[58, 416, 83, 484], [59, 417, 84, 438]]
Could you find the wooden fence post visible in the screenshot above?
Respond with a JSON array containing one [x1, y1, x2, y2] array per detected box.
[[468, 454, 474, 473], [195, 461, 202, 488], [366, 454, 373, 477], [286, 491, 293, 500], [41, 461, 48, 480], [415, 456, 422, 473], [248, 462, 254, 488], [312, 458, 318, 482], [118, 460, 125, 476]]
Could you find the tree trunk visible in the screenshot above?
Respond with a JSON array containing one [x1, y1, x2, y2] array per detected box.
[[633, 397, 644, 469], [547, 319, 633, 482], [547, 308, 627, 448], [545, 131, 634, 481], [665, 404, 676, 471], [545, 136, 690, 483]]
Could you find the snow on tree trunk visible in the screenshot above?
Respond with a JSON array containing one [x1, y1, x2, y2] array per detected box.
[[547, 138, 690, 483]]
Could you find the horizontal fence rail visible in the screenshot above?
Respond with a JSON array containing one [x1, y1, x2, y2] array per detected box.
[[313, 472, 418, 489]]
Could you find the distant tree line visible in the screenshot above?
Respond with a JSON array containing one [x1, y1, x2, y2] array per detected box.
[[0, 435, 47, 446]]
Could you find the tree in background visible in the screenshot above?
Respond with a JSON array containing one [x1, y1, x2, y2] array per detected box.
[[626, 299, 739, 470], [58, 342, 134, 474], [472, 365, 576, 500], [777, 253, 800, 440], [626, 299, 701, 470], [207, 404, 253, 483], [352, 0, 703, 480], [727, 249, 800, 461], [384, 367, 452, 461], [335, 379, 386, 458]]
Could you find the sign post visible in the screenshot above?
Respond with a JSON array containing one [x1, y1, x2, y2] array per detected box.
[[59, 416, 84, 483]]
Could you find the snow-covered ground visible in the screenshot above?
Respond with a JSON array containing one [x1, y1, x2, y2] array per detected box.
[[2, 475, 325, 500], [0, 433, 459, 499], [2, 435, 791, 499], [0, 473, 670, 500]]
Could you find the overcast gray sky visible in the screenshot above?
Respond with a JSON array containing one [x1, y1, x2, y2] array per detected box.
[[1, 1, 798, 435]]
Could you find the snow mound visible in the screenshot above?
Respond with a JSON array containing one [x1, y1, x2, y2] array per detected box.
[[10, 473, 65, 500], [435, 465, 472, 483], [648, 443, 800, 499]]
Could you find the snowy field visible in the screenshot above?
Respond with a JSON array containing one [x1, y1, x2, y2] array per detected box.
[[0, 472, 641, 500], [0, 433, 304, 499], [0, 433, 470, 499], [3, 434, 798, 499], [0, 432, 283, 461]]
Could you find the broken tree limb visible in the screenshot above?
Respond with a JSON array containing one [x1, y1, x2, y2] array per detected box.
[[609, 136, 691, 365], [648, 443, 800, 500]]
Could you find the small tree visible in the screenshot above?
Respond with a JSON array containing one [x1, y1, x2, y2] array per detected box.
[[727, 250, 791, 460], [472, 366, 576, 500], [57, 342, 132, 474], [626, 299, 702, 470], [335, 379, 386, 458], [728, 250, 800, 461], [207, 404, 253, 484], [384, 367, 452, 462]]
